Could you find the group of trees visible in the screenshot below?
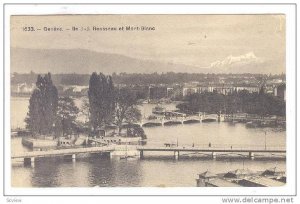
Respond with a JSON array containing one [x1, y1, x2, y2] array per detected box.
[[177, 89, 286, 116], [25, 73, 58, 135], [25, 72, 144, 138], [56, 97, 79, 136], [88, 72, 142, 134], [25, 73, 79, 137], [114, 88, 142, 133], [88, 73, 115, 130]]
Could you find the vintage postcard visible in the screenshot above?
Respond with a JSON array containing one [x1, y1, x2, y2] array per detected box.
[[2, 2, 298, 201]]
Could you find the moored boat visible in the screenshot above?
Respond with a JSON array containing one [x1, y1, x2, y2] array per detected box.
[[152, 105, 166, 115]]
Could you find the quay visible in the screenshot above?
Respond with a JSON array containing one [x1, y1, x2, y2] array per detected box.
[[224, 115, 286, 123], [12, 145, 286, 165]]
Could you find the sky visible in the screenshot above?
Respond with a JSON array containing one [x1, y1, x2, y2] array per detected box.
[[11, 14, 285, 73]]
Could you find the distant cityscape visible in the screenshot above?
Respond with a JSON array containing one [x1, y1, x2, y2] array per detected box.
[[11, 72, 286, 102]]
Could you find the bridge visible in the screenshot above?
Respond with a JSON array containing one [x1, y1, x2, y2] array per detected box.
[[137, 146, 286, 160], [140, 114, 220, 127], [12, 144, 285, 165], [11, 145, 115, 165]]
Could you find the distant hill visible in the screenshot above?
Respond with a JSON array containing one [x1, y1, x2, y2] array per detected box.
[[11, 48, 210, 74], [11, 48, 284, 74]]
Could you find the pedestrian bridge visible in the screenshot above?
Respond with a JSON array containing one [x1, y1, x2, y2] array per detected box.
[[11, 144, 285, 165], [137, 146, 286, 159]]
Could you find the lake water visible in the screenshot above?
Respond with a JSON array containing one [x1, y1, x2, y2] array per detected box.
[[11, 97, 286, 187]]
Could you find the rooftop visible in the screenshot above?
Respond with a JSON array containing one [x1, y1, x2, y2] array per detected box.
[[198, 171, 217, 178], [241, 176, 285, 187], [207, 178, 242, 187], [224, 169, 254, 178]]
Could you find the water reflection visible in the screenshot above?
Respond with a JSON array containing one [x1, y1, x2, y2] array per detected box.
[[11, 153, 285, 187]]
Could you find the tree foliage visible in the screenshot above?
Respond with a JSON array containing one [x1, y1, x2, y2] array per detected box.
[[114, 88, 141, 133], [88, 72, 115, 130], [126, 124, 147, 139], [56, 97, 79, 136], [177, 91, 285, 116], [25, 73, 58, 135], [80, 97, 90, 125]]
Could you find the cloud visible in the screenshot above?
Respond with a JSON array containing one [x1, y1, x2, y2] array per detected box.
[[210, 52, 264, 69]]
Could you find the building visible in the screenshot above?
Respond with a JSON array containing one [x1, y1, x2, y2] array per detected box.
[[182, 87, 198, 96], [197, 86, 210, 93], [166, 88, 174, 98], [274, 83, 286, 101], [205, 178, 242, 187], [170, 86, 183, 100], [196, 171, 242, 187], [196, 171, 218, 187], [234, 85, 260, 93], [16, 83, 35, 93], [183, 83, 260, 97], [238, 177, 285, 187], [224, 169, 254, 179], [149, 86, 168, 99], [209, 84, 234, 95], [197, 168, 285, 187]]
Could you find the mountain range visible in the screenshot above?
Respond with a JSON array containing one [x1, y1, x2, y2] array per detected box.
[[11, 48, 283, 74]]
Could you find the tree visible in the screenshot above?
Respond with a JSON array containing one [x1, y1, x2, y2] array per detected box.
[[176, 91, 285, 117], [88, 72, 115, 131], [114, 88, 141, 134], [80, 97, 90, 126], [126, 124, 147, 139], [124, 106, 142, 125], [25, 73, 58, 135], [56, 97, 79, 136], [181, 92, 225, 114]]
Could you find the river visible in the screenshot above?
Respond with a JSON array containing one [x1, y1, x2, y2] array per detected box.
[[11, 97, 286, 187]]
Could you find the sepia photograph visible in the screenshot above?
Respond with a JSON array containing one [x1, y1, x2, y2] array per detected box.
[[9, 13, 288, 189]]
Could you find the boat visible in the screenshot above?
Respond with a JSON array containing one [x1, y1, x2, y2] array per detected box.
[[228, 120, 239, 125], [152, 105, 166, 115], [119, 139, 138, 160], [119, 155, 138, 160], [202, 118, 217, 123], [245, 121, 258, 128]]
